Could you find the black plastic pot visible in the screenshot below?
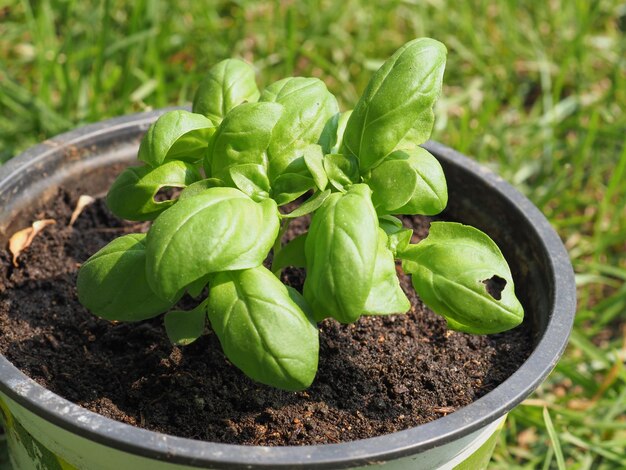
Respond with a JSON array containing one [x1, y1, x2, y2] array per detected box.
[[0, 110, 575, 469]]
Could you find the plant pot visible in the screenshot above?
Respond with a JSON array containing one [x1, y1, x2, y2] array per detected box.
[[0, 109, 575, 469]]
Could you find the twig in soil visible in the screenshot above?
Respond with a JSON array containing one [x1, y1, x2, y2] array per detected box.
[[69, 195, 95, 226], [433, 406, 456, 414]]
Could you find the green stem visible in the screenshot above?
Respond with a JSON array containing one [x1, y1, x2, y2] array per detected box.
[[271, 219, 291, 276]]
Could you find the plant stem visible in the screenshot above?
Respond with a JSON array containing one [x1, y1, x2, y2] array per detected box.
[[271, 218, 291, 277]]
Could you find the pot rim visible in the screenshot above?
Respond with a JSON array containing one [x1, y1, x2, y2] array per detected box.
[[0, 110, 576, 469]]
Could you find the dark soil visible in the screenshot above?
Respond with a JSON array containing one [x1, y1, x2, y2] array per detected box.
[[0, 187, 533, 446]]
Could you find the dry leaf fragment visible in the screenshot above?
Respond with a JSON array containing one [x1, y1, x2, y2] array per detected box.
[[69, 194, 95, 226], [8, 219, 56, 266]]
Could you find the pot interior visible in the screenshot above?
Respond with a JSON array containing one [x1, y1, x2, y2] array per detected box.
[[0, 110, 575, 468]]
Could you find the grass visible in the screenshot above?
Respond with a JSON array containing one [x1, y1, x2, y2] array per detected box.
[[1, 0, 625, 467]]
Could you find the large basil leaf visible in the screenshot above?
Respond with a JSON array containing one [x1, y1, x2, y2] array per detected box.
[[260, 77, 339, 183], [342, 38, 447, 171], [145, 187, 280, 302], [77, 234, 173, 321], [107, 161, 201, 221], [192, 58, 260, 125], [138, 110, 215, 167], [206, 101, 283, 184], [363, 229, 411, 315], [304, 184, 378, 323], [367, 147, 448, 215], [400, 222, 524, 334], [207, 266, 319, 391]]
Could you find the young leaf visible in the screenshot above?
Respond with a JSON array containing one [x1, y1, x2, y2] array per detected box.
[[323, 153, 360, 192], [271, 233, 307, 273], [271, 175, 315, 206], [260, 77, 339, 182], [400, 222, 524, 334], [303, 144, 328, 191], [145, 187, 280, 302], [207, 265, 319, 391], [186, 274, 210, 298], [77, 234, 174, 321], [342, 38, 447, 170], [281, 189, 331, 219], [318, 110, 352, 155], [207, 101, 283, 183], [379, 216, 413, 256], [107, 161, 201, 221], [389, 230, 413, 257], [363, 229, 411, 315], [318, 113, 339, 156], [270, 144, 324, 205], [229, 164, 271, 201], [379, 214, 403, 228], [192, 58, 260, 125], [304, 184, 378, 323], [367, 148, 447, 215], [164, 303, 207, 346], [138, 110, 215, 167]]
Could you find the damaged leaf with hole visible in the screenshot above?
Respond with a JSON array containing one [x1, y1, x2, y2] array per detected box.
[[400, 222, 524, 334], [107, 161, 201, 221]]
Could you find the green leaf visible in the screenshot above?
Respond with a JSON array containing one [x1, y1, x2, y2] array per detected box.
[[138, 110, 215, 167], [342, 38, 447, 170], [271, 172, 315, 206], [77, 234, 174, 321], [145, 187, 280, 302], [207, 101, 283, 183], [388, 229, 413, 256], [178, 178, 224, 201], [367, 147, 447, 215], [229, 163, 271, 201], [260, 77, 339, 182], [106, 161, 201, 221], [207, 265, 319, 390], [271, 144, 329, 204], [281, 189, 331, 219], [272, 233, 307, 273], [323, 153, 360, 192], [164, 302, 207, 346], [303, 144, 328, 191], [379, 214, 403, 228], [368, 157, 417, 211], [363, 229, 411, 315], [304, 184, 378, 323], [400, 222, 524, 334], [379, 215, 413, 255], [192, 58, 260, 125], [318, 110, 352, 155]]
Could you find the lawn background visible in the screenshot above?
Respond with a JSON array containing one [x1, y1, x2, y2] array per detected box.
[[1, 0, 625, 468]]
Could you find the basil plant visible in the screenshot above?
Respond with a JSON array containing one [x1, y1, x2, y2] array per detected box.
[[78, 38, 524, 391]]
